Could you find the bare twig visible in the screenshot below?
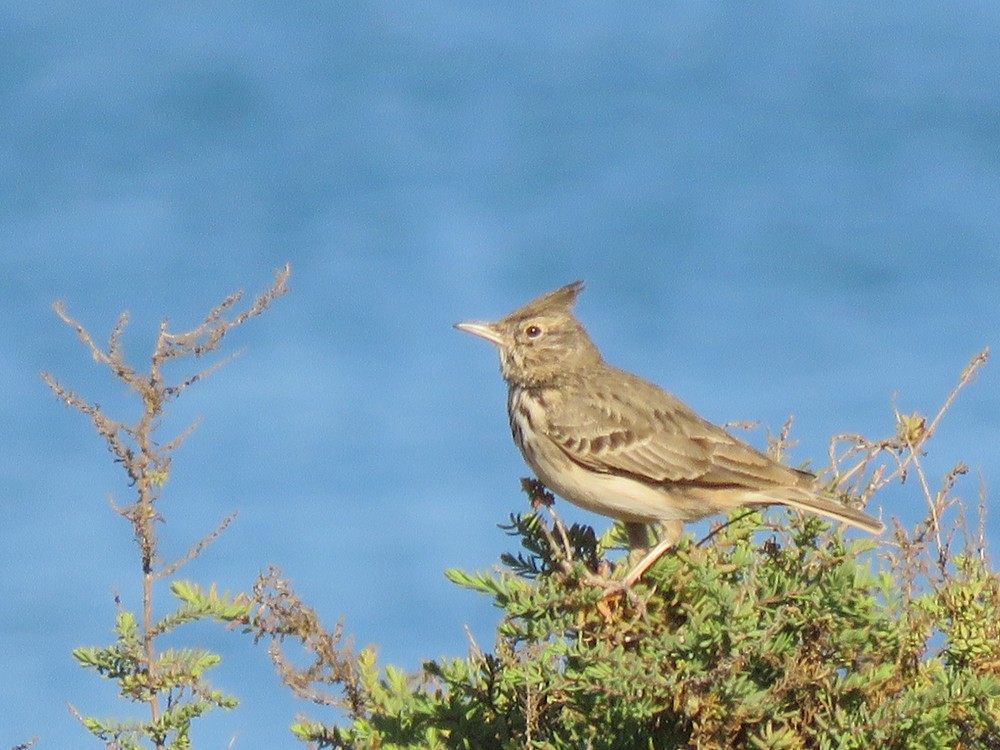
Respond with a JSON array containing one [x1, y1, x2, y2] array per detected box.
[[823, 348, 989, 601], [157, 511, 239, 581], [46, 266, 291, 747], [829, 348, 988, 499], [251, 566, 368, 718]]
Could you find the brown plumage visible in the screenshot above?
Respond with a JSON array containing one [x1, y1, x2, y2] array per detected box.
[[456, 280, 883, 586]]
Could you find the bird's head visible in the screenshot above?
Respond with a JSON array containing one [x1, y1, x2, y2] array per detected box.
[[455, 280, 602, 386]]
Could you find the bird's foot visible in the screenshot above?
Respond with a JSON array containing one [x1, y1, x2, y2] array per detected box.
[[578, 569, 654, 616]]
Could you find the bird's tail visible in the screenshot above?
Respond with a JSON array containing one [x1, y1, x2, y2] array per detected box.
[[751, 487, 884, 535]]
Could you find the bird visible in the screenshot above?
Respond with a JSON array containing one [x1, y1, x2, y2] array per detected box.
[[455, 280, 884, 588]]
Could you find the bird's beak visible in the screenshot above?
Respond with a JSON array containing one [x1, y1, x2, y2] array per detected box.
[[454, 320, 506, 347]]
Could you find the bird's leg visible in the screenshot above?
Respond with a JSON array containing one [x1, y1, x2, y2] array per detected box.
[[617, 520, 683, 589], [625, 522, 652, 550]]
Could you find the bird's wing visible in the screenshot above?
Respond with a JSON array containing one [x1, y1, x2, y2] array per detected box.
[[544, 369, 802, 488]]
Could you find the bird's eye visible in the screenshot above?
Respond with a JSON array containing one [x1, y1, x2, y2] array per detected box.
[[525, 324, 543, 339]]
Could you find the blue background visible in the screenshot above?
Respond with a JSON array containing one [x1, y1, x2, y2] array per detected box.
[[4, 3, 998, 747]]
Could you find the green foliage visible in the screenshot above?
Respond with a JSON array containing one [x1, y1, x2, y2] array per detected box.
[[168, 580, 255, 627], [71, 601, 239, 750], [269, 500, 1000, 750]]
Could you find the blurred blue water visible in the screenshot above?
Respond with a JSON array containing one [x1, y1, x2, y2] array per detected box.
[[3, 2, 999, 747]]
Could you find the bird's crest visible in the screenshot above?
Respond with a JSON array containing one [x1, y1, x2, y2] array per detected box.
[[505, 280, 585, 321]]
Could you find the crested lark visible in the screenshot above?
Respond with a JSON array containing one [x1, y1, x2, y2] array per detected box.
[[456, 281, 883, 587]]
